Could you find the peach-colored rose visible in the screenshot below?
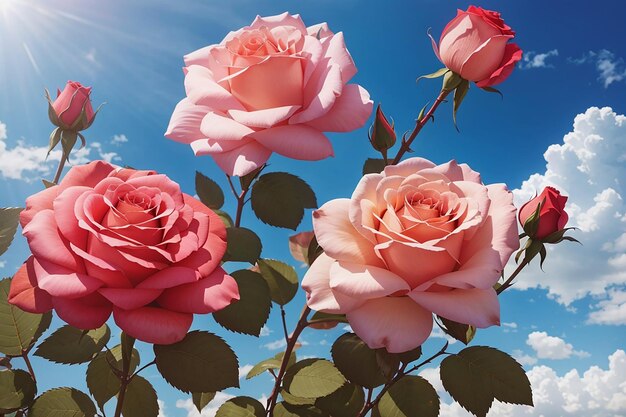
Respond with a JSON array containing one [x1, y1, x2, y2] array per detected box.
[[9, 161, 238, 345], [52, 81, 95, 128], [434, 6, 522, 87], [302, 158, 519, 352], [165, 12, 373, 176]]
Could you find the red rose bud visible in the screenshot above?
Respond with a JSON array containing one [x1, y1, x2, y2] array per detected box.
[[49, 81, 96, 130], [435, 6, 522, 88], [369, 104, 396, 151], [519, 187, 569, 240]]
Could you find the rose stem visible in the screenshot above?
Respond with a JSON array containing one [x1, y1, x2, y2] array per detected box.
[[113, 335, 135, 417], [279, 306, 289, 344], [21, 352, 37, 384], [226, 175, 249, 228], [497, 258, 530, 294], [51, 151, 69, 184], [265, 306, 311, 416], [390, 89, 452, 166], [358, 342, 449, 417]]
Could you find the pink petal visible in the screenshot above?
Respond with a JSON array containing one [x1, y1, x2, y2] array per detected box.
[[136, 266, 199, 289], [329, 261, 410, 299], [191, 138, 255, 155], [38, 273, 102, 299], [8, 257, 53, 313], [460, 35, 512, 82], [21, 186, 61, 228], [305, 84, 372, 132], [211, 141, 272, 176], [184, 65, 243, 110], [348, 174, 385, 243], [346, 297, 433, 353], [249, 125, 333, 160], [476, 43, 523, 88], [301, 253, 363, 313], [200, 112, 255, 141], [291, 64, 342, 125], [409, 288, 500, 328], [433, 247, 504, 290], [60, 160, 117, 189], [183, 45, 213, 67], [113, 306, 193, 345], [228, 105, 301, 129], [323, 32, 357, 83], [53, 293, 112, 329], [157, 267, 239, 314], [98, 287, 162, 310], [312, 199, 383, 266], [249, 12, 307, 34], [382, 158, 437, 178], [165, 98, 211, 144], [23, 210, 81, 272], [307, 22, 333, 38], [53, 186, 90, 246], [420, 160, 482, 183]]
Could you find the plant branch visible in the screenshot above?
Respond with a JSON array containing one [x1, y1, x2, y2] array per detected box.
[[112, 336, 135, 417], [226, 175, 250, 228], [51, 153, 68, 185], [497, 258, 529, 294], [131, 360, 156, 379], [266, 306, 311, 416], [391, 89, 451, 165], [21, 352, 36, 384], [279, 306, 289, 344]]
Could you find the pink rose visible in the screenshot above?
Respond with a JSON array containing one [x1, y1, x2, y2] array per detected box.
[[519, 186, 569, 240], [165, 12, 373, 176], [434, 6, 522, 87], [52, 81, 96, 128], [302, 158, 519, 352], [8, 161, 238, 345]]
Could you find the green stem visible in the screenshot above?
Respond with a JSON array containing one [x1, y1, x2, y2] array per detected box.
[[113, 336, 135, 417], [51, 152, 68, 185], [497, 259, 529, 294], [226, 175, 249, 228], [21, 352, 36, 384]]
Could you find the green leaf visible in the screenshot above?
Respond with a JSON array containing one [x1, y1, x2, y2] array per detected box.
[[331, 333, 388, 388], [442, 71, 463, 91], [47, 128, 62, 158], [223, 228, 263, 264], [274, 402, 329, 417], [195, 171, 224, 209], [192, 392, 216, 413], [247, 351, 296, 380], [417, 67, 449, 83], [0, 208, 22, 256], [86, 345, 140, 410], [216, 396, 265, 417], [288, 231, 315, 265], [308, 312, 347, 330], [438, 317, 476, 345], [42, 179, 57, 189], [283, 359, 346, 399], [362, 158, 387, 175], [0, 369, 36, 412], [452, 79, 470, 131], [154, 330, 239, 393], [239, 165, 266, 191], [215, 210, 234, 228], [480, 86, 503, 99], [213, 270, 272, 336], [122, 375, 159, 417], [0, 278, 52, 356], [35, 324, 110, 364], [440, 346, 533, 417], [306, 236, 323, 267], [281, 390, 315, 406], [257, 259, 298, 306], [376, 376, 439, 417], [251, 172, 317, 230], [30, 388, 97, 417], [375, 349, 401, 381], [315, 382, 364, 417]]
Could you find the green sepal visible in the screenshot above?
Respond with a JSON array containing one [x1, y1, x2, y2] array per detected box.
[[417, 67, 449, 84], [452, 79, 470, 131]]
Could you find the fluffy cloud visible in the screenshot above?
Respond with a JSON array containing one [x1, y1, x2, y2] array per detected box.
[[512, 349, 538, 367], [259, 325, 272, 337], [176, 392, 234, 417], [512, 107, 626, 323], [526, 331, 589, 360], [238, 364, 253, 379], [521, 49, 558, 69], [569, 50, 626, 88], [421, 350, 626, 416], [0, 121, 120, 181], [111, 134, 128, 145]]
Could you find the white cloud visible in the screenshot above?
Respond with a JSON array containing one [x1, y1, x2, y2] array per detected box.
[[502, 322, 518, 333], [259, 325, 272, 337], [263, 338, 286, 350], [0, 121, 120, 181], [420, 350, 626, 417], [176, 392, 234, 417], [512, 349, 538, 367], [521, 49, 558, 69], [526, 331, 589, 360], [570, 50, 626, 88], [158, 400, 167, 417], [512, 107, 626, 323], [238, 364, 253, 379], [588, 289, 626, 325], [430, 326, 457, 345], [0, 261, 6, 269], [111, 134, 128, 145], [342, 324, 353, 332]]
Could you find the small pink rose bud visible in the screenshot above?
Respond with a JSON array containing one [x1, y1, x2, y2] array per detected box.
[[519, 187, 569, 240], [51, 81, 95, 129], [369, 104, 396, 152]]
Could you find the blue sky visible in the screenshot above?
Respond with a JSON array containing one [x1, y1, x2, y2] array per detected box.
[[1, 0, 625, 416]]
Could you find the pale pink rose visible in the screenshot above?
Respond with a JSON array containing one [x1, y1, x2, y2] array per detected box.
[[52, 81, 96, 128], [302, 158, 519, 352], [9, 161, 238, 345], [165, 12, 373, 176], [434, 6, 522, 87]]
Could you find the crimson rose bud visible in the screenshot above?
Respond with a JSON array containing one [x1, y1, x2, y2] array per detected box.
[[436, 6, 523, 87], [51, 81, 95, 129], [519, 187, 569, 240], [369, 104, 396, 151]]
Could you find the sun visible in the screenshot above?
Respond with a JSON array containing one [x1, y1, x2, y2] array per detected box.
[[0, 0, 17, 14]]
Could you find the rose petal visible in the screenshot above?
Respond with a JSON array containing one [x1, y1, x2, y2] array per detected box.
[[113, 306, 193, 345], [38, 273, 102, 299], [249, 125, 333, 160], [460, 35, 512, 82], [346, 297, 433, 353], [305, 84, 372, 132], [200, 112, 256, 142], [329, 261, 410, 299], [8, 257, 53, 313], [210, 140, 272, 177], [23, 210, 81, 272], [228, 105, 301, 129], [53, 293, 112, 329], [165, 98, 211, 144], [476, 43, 523, 88], [98, 287, 163, 310], [185, 65, 244, 110]]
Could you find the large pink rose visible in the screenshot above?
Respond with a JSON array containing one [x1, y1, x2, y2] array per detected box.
[[302, 158, 519, 352], [8, 161, 239, 345], [434, 6, 522, 87], [165, 12, 373, 176]]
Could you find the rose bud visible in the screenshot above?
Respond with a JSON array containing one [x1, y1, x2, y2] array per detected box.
[[369, 104, 396, 151], [518, 187, 569, 240], [49, 81, 96, 130], [434, 6, 522, 87]]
